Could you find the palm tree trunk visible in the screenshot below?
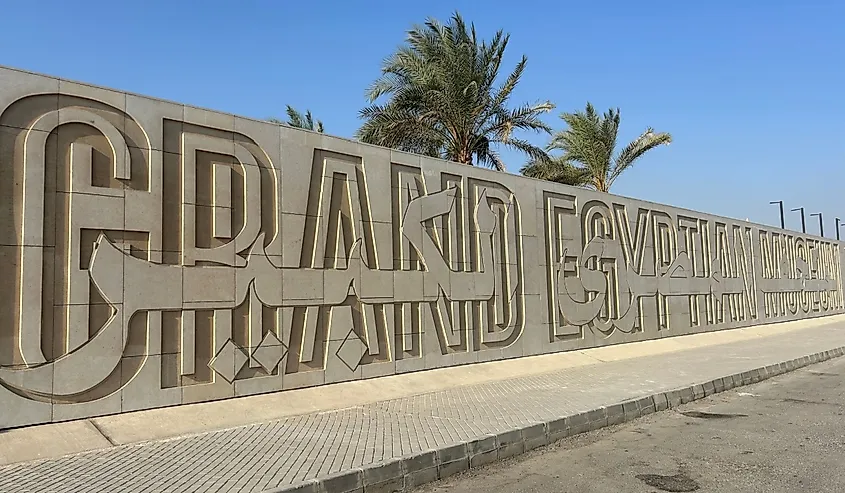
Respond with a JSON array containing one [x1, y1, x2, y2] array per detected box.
[[457, 147, 473, 165], [594, 177, 608, 193]]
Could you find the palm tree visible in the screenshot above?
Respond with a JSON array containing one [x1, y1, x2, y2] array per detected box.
[[521, 103, 671, 192], [356, 12, 554, 171], [269, 105, 324, 133]]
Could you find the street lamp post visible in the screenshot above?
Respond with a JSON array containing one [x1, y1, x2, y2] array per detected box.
[[791, 207, 806, 233], [810, 212, 824, 237], [837, 217, 842, 241], [769, 200, 785, 229]]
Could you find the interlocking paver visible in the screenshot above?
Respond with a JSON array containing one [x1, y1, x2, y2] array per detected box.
[[1, 321, 844, 493]]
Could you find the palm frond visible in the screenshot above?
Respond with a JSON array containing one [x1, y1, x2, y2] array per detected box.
[[356, 103, 446, 157], [473, 136, 507, 171], [521, 157, 592, 187], [500, 137, 550, 164], [550, 104, 611, 179], [533, 103, 671, 192], [609, 129, 672, 186], [283, 105, 324, 133], [286, 105, 305, 128], [356, 11, 548, 168]]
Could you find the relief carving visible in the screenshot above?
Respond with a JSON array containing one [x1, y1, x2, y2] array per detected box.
[[0, 67, 841, 428]]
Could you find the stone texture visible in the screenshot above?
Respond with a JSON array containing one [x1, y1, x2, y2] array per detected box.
[[251, 331, 287, 373], [1, 63, 844, 430]]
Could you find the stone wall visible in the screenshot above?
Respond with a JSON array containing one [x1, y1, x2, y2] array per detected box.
[[1, 65, 842, 429]]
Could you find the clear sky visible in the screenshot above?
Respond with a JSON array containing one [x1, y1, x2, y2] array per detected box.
[[3, 0, 843, 233]]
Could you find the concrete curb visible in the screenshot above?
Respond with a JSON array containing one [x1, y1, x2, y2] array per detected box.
[[264, 346, 845, 493]]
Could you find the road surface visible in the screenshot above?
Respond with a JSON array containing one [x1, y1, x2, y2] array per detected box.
[[416, 356, 845, 492]]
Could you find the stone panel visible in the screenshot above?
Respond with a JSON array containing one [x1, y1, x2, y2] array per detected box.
[[1, 65, 843, 428]]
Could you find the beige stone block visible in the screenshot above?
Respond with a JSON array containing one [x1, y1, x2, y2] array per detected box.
[[184, 105, 235, 132], [0, 245, 19, 364], [327, 134, 365, 161], [420, 158, 448, 185], [474, 347, 504, 363], [520, 234, 545, 272], [394, 270, 424, 304], [358, 149, 393, 223], [275, 306, 294, 352], [367, 220, 395, 271], [58, 79, 127, 116], [0, 387, 52, 430], [287, 305, 322, 367], [502, 184, 536, 231], [235, 117, 282, 169], [51, 391, 122, 423], [422, 350, 454, 370], [282, 369, 325, 390], [183, 265, 236, 306], [448, 349, 479, 367], [282, 268, 324, 302], [123, 310, 160, 358], [422, 268, 446, 301], [324, 334, 366, 384], [325, 304, 355, 342], [238, 254, 282, 307], [16, 245, 53, 366], [545, 336, 581, 356], [278, 129, 312, 215], [500, 337, 525, 360], [0, 343, 54, 389], [182, 376, 234, 404], [54, 123, 130, 196], [122, 253, 182, 317], [54, 192, 125, 305], [280, 212, 307, 267], [0, 126, 24, 243], [361, 360, 396, 379], [14, 137, 56, 248], [211, 163, 232, 236], [390, 148, 421, 169], [49, 304, 124, 397], [0, 68, 60, 130], [395, 355, 425, 374], [233, 371, 283, 397], [125, 93, 184, 152], [324, 260, 360, 306], [359, 267, 394, 301], [521, 323, 552, 357]]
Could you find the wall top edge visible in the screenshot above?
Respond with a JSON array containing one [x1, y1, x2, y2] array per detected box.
[[0, 64, 839, 245], [0, 65, 504, 177]]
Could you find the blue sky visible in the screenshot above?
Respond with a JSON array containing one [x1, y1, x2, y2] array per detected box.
[[3, 0, 844, 233]]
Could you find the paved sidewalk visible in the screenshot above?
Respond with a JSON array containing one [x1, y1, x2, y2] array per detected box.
[[2, 318, 845, 493]]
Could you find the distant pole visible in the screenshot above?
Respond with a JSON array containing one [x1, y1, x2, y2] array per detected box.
[[791, 207, 806, 233], [769, 200, 785, 229], [837, 217, 842, 241], [810, 212, 824, 237]]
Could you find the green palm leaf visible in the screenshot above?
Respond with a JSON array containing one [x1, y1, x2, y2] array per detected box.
[[356, 11, 553, 170], [521, 156, 592, 187], [524, 103, 671, 192], [268, 105, 325, 133]]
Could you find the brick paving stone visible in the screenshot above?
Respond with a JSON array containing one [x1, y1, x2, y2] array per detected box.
[[1, 322, 844, 493]]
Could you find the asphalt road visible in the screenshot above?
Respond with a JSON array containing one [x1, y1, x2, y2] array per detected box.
[[416, 356, 845, 493]]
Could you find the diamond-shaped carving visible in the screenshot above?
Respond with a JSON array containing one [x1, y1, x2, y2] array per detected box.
[[336, 329, 367, 372], [209, 339, 248, 383], [251, 331, 288, 373]]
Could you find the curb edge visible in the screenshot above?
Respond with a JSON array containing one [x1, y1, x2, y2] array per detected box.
[[264, 346, 845, 493]]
